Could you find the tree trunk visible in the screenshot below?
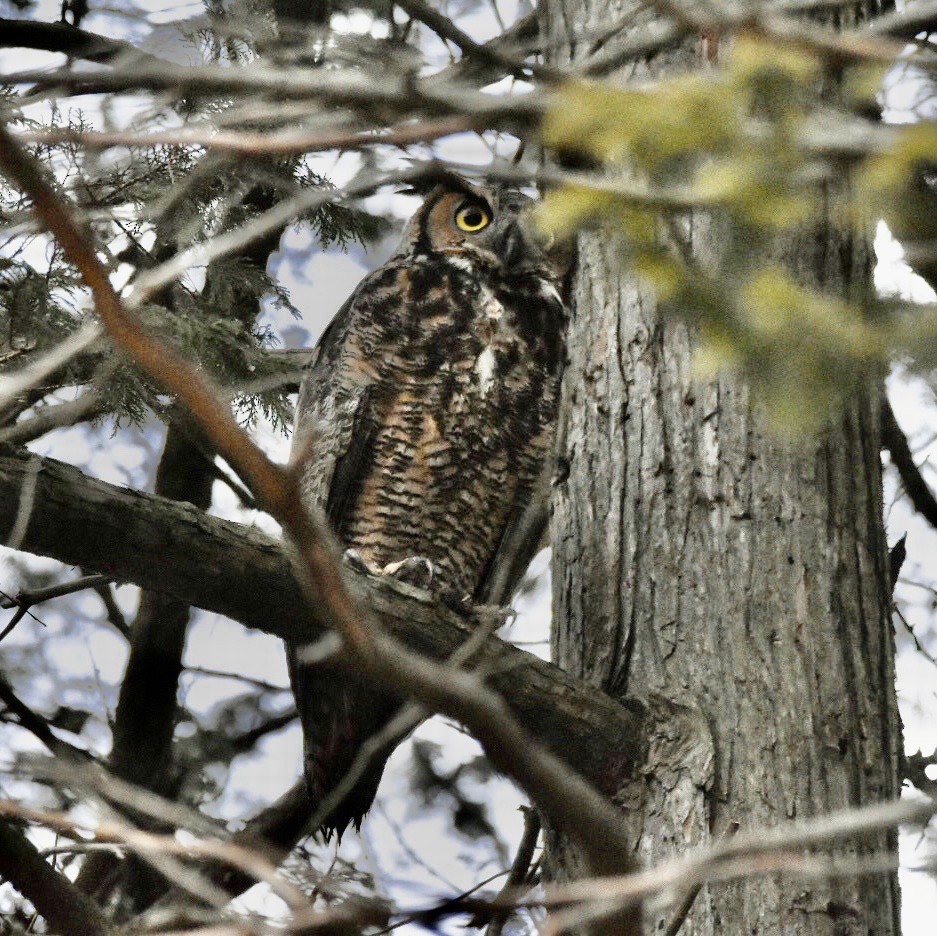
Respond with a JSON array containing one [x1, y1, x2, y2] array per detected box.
[[540, 3, 903, 933]]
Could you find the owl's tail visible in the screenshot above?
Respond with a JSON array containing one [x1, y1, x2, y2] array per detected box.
[[288, 653, 401, 839]]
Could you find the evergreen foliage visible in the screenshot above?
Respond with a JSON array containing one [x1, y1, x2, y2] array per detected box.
[[0, 9, 385, 434]]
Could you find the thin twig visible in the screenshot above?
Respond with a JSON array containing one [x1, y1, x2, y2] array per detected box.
[[483, 806, 541, 936], [95, 582, 130, 639], [0, 573, 112, 610], [182, 666, 291, 693], [0, 799, 310, 912], [893, 606, 937, 672], [0, 572, 112, 643]]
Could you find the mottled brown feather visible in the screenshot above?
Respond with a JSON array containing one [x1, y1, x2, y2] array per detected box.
[[288, 180, 566, 837]]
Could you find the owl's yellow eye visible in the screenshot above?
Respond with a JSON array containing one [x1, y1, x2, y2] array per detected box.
[[454, 203, 491, 233]]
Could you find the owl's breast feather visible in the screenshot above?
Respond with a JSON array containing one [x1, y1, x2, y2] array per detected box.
[[474, 346, 497, 393]]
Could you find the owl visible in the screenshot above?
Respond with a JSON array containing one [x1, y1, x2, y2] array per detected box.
[[288, 175, 566, 838]]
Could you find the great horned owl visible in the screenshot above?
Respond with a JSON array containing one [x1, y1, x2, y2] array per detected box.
[[288, 175, 566, 837]]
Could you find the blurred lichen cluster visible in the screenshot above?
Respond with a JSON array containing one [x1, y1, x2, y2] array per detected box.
[[540, 37, 937, 428]]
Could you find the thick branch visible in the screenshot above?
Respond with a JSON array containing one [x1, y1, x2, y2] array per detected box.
[[881, 394, 937, 531], [0, 17, 169, 69], [0, 445, 646, 800], [0, 820, 108, 936], [867, 0, 937, 38]]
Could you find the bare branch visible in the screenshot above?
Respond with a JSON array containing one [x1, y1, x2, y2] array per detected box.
[[0, 572, 111, 610], [1, 571, 112, 643], [15, 115, 478, 157], [0, 682, 283, 912], [0, 323, 104, 419], [3, 62, 543, 126], [0, 798, 309, 912], [482, 806, 541, 936], [432, 12, 540, 85], [0, 387, 106, 445], [394, 0, 561, 82], [0, 672, 93, 761], [0, 16, 171, 69], [661, 822, 739, 936], [76, 420, 217, 906], [868, 0, 937, 38], [881, 394, 937, 531], [539, 797, 936, 910], [95, 581, 131, 639], [0, 819, 108, 936]]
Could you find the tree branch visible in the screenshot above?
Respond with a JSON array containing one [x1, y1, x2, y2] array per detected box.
[[867, 0, 937, 39], [0, 671, 93, 762], [881, 394, 937, 531], [393, 1, 560, 82], [0, 16, 170, 69], [0, 798, 309, 914], [0, 444, 646, 802], [432, 12, 539, 85], [14, 115, 478, 157], [0, 388, 105, 446], [0, 820, 108, 936], [79, 420, 217, 908]]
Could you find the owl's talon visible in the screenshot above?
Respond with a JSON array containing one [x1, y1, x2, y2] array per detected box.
[[343, 548, 382, 576], [382, 556, 436, 590]]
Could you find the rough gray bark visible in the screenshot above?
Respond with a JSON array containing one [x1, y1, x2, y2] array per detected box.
[[541, 3, 902, 934]]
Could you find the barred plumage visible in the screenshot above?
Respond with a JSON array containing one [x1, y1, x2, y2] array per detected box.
[[288, 177, 566, 837]]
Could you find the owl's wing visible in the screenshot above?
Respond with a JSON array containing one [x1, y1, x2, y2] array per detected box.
[[288, 286, 397, 836], [474, 458, 552, 606], [292, 291, 382, 529]]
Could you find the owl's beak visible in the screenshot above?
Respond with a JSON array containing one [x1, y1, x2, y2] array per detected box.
[[498, 220, 541, 271]]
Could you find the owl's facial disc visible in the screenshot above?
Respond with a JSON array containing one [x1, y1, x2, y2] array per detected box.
[[442, 190, 543, 271], [395, 183, 551, 273]]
